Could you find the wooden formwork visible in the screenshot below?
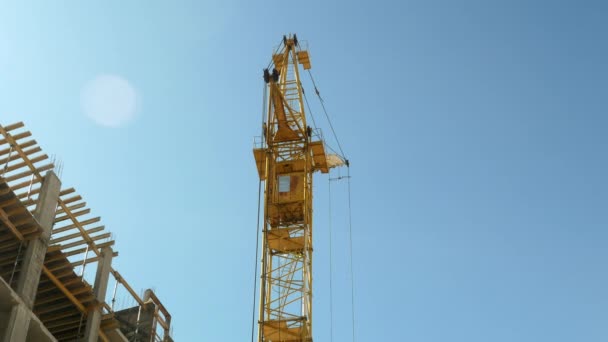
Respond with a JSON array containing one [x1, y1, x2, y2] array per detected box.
[[0, 122, 172, 341]]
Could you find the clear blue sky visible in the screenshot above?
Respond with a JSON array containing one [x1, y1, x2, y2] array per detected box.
[[1, 1, 607, 341]]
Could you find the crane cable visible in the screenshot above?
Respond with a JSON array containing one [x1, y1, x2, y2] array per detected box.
[[328, 168, 356, 342], [328, 176, 334, 342], [266, 37, 286, 70], [302, 85, 319, 132], [305, 79, 337, 342], [310, 67, 357, 342], [346, 166, 356, 342], [307, 70, 347, 161], [251, 80, 268, 342]]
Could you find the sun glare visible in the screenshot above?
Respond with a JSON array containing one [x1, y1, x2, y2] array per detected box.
[[81, 74, 138, 127]]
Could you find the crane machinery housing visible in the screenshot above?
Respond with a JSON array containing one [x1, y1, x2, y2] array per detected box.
[[253, 34, 342, 342]]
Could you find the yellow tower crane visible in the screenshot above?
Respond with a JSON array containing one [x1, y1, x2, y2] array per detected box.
[[253, 34, 338, 342]]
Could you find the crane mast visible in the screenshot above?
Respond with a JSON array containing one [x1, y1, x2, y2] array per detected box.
[[253, 35, 330, 342]]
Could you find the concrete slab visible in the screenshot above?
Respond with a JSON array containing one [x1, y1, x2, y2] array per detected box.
[[0, 275, 56, 342]]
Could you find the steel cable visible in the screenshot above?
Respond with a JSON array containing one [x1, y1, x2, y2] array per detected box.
[[307, 70, 347, 161], [347, 166, 356, 342], [251, 81, 267, 342], [328, 176, 334, 342], [308, 65, 356, 341]]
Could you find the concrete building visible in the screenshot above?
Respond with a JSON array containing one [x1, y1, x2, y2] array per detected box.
[[0, 122, 172, 341]]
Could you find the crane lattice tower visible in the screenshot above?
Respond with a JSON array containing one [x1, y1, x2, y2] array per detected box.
[[253, 35, 332, 342]]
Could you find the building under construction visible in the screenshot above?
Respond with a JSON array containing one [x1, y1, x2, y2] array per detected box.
[[0, 122, 173, 342]]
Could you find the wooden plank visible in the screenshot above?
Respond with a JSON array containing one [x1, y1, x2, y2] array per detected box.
[[69, 252, 118, 268], [36, 300, 81, 316], [0, 253, 20, 267], [2, 154, 47, 174], [54, 208, 91, 224], [43, 316, 83, 330], [60, 195, 82, 205], [41, 266, 86, 312], [99, 330, 110, 342], [46, 260, 73, 273], [51, 226, 105, 244], [4, 122, 24, 132], [61, 237, 110, 257], [43, 267, 75, 280], [0, 185, 14, 196], [147, 290, 171, 320], [21, 145, 42, 156], [37, 308, 81, 323], [11, 214, 40, 228], [0, 140, 37, 157], [59, 188, 75, 196], [4, 202, 30, 216], [0, 240, 20, 253], [0, 206, 24, 240], [56, 201, 86, 214], [37, 277, 89, 295], [52, 217, 101, 234], [0, 130, 32, 145], [11, 177, 42, 194], [56, 199, 100, 255], [5, 163, 54, 182], [0, 197, 20, 209], [59, 233, 111, 250], [36, 286, 93, 306], [111, 270, 144, 306], [51, 331, 82, 342]]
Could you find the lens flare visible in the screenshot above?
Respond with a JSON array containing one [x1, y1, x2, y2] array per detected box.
[[81, 74, 138, 127]]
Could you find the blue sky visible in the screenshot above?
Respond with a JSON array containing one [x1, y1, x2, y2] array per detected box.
[[1, 1, 607, 341]]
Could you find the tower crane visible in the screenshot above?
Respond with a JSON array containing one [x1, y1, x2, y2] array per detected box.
[[253, 34, 341, 342]]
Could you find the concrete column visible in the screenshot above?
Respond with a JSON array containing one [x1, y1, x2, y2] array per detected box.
[[82, 246, 113, 342], [2, 304, 31, 342], [16, 171, 61, 309]]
